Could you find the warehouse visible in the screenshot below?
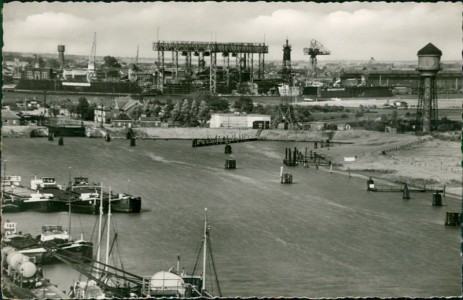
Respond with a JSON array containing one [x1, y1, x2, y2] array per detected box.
[[209, 113, 271, 129]]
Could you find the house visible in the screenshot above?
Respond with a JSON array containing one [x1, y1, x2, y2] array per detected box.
[[139, 116, 161, 128], [209, 113, 271, 128], [94, 105, 119, 124], [111, 112, 135, 128], [302, 122, 326, 131], [2, 109, 21, 126], [114, 97, 142, 115], [336, 123, 352, 131]]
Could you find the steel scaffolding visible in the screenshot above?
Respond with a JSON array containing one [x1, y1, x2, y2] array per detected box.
[[153, 41, 268, 94]]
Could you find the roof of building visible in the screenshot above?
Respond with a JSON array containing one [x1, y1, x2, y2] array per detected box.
[[211, 113, 271, 117], [417, 43, 442, 56], [140, 116, 160, 122], [113, 112, 134, 121], [2, 109, 20, 120]]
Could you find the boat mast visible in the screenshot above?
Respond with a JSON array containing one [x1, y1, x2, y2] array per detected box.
[[105, 187, 112, 270], [68, 166, 72, 238], [97, 183, 104, 266], [202, 208, 207, 292]]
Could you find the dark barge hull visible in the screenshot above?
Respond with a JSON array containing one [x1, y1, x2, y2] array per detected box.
[[46, 125, 86, 137], [111, 197, 142, 213]]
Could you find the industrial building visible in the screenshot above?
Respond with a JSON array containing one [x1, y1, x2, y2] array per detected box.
[[209, 113, 271, 129]]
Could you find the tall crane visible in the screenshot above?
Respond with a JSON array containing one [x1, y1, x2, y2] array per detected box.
[[87, 32, 97, 82], [303, 39, 330, 83]]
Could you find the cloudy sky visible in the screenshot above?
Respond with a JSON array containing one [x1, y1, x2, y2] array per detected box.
[[3, 2, 461, 61]]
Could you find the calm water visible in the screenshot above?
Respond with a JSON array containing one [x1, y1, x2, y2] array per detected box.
[[2, 138, 460, 297]]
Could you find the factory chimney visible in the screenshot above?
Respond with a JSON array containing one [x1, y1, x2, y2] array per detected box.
[[58, 45, 65, 69]]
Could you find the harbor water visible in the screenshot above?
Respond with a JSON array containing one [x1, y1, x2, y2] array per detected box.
[[2, 137, 460, 297]]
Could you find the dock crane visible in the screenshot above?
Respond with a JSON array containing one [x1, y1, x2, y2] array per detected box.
[[303, 39, 331, 83], [87, 32, 97, 82]]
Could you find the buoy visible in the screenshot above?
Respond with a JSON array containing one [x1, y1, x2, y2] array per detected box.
[[58, 137, 64, 146]]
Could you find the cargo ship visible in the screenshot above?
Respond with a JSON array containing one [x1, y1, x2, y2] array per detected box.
[[303, 85, 393, 98]]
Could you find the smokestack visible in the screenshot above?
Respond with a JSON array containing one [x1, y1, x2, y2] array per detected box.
[[58, 45, 65, 69]]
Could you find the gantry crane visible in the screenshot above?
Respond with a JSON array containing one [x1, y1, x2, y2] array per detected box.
[[87, 32, 97, 82], [303, 39, 330, 83]]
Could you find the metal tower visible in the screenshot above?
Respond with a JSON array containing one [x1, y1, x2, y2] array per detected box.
[[282, 39, 292, 85], [415, 43, 442, 132], [87, 32, 97, 82], [303, 39, 331, 83]]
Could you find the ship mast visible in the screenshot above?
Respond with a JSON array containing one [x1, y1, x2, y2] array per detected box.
[[105, 187, 112, 270], [97, 183, 104, 267], [67, 166, 72, 238], [202, 208, 208, 293]]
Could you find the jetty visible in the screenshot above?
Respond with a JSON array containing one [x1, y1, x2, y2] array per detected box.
[[192, 136, 257, 147]]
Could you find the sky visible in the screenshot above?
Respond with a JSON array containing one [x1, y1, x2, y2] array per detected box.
[[2, 2, 462, 62]]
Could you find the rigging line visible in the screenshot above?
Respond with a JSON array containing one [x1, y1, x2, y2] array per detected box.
[[90, 213, 99, 241], [207, 250, 213, 295], [191, 240, 203, 276], [207, 237, 222, 297], [78, 214, 84, 237]]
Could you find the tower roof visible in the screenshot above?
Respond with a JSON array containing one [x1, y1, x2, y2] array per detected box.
[[417, 43, 442, 56]]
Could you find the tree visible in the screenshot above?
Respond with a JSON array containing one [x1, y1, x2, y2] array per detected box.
[[102, 56, 121, 69], [234, 96, 254, 113], [180, 99, 191, 125], [46, 58, 61, 69], [198, 100, 210, 124], [170, 102, 181, 122], [189, 100, 199, 126], [208, 97, 229, 112], [75, 97, 90, 120]]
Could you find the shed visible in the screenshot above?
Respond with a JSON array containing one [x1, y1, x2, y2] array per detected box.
[[112, 112, 135, 128], [2, 109, 21, 126]]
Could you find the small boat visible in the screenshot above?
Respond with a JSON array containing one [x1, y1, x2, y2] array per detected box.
[[68, 177, 142, 214], [2, 222, 93, 265]]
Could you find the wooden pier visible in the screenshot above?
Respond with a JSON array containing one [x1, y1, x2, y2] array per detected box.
[[283, 147, 331, 167], [192, 136, 257, 148]]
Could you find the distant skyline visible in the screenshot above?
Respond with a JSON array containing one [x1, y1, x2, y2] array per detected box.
[[3, 2, 461, 62]]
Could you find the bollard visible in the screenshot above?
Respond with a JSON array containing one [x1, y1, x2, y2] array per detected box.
[[402, 183, 410, 199], [130, 138, 136, 147], [224, 144, 232, 154], [281, 173, 293, 184], [432, 192, 442, 206], [225, 159, 236, 169], [445, 212, 461, 226], [58, 137, 64, 146]]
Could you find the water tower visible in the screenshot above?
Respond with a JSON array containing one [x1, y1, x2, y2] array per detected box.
[[415, 43, 442, 132], [58, 45, 65, 69]]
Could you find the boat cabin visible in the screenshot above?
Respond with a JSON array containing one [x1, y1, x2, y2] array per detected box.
[[40, 225, 69, 242], [31, 177, 58, 190], [3, 222, 17, 236], [73, 177, 89, 186], [2, 175, 21, 187]]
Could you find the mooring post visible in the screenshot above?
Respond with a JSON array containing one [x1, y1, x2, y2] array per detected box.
[[432, 191, 442, 206], [130, 137, 136, 147], [402, 183, 410, 199], [58, 137, 64, 146]]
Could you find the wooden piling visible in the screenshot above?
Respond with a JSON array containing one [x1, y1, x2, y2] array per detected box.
[[445, 212, 461, 226], [225, 159, 236, 169], [281, 173, 293, 184], [58, 137, 64, 146], [130, 138, 136, 147], [432, 192, 442, 206], [402, 183, 410, 199]]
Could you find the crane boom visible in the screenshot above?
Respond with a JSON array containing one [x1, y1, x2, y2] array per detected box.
[[303, 39, 330, 83]]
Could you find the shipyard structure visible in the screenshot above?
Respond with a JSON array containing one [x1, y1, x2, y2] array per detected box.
[[4, 34, 462, 97]]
